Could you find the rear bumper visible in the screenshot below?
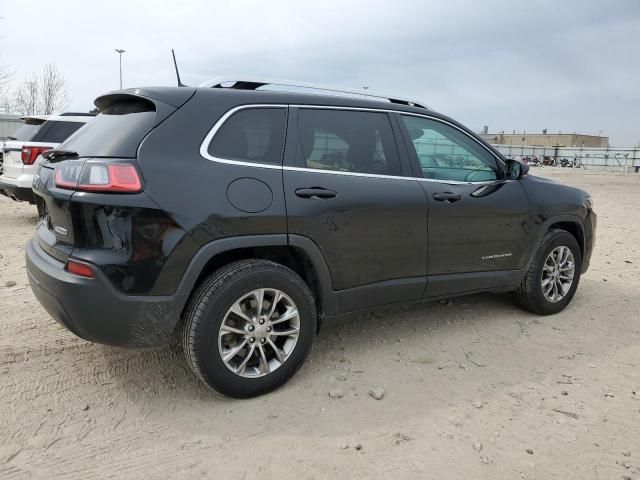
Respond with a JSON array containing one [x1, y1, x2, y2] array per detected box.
[[25, 238, 182, 348], [0, 178, 35, 203]]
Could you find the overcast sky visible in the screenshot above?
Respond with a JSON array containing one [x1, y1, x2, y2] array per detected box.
[[2, 0, 639, 145]]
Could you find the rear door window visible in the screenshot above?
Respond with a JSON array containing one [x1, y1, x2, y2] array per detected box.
[[296, 109, 401, 176], [207, 107, 287, 165], [32, 121, 86, 143]]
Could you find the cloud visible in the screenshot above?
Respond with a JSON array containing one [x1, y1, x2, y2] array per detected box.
[[1, 0, 639, 144]]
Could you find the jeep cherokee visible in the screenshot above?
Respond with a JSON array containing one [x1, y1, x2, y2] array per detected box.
[[26, 78, 596, 398]]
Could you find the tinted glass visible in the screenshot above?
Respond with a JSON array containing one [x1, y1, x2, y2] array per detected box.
[[401, 115, 497, 182], [11, 122, 44, 141], [32, 121, 85, 143], [59, 99, 156, 158], [208, 108, 287, 165], [297, 109, 401, 176]]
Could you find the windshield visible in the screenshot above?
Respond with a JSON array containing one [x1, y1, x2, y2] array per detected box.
[[11, 121, 45, 141]]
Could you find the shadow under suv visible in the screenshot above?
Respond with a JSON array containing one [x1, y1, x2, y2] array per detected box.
[[26, 79, 596, 397]]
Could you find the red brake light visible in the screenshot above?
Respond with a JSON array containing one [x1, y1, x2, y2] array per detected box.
[[54, 167, 78, 189], [66, 260, 94, 278], [54, 162, 142, 193], [21, 146, 51, 165]]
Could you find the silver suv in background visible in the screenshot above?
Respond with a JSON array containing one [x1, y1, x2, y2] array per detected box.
[[0, 113, 94, 203]]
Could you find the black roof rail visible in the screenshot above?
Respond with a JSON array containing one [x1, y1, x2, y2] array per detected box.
[[199, 76, 429, 109]]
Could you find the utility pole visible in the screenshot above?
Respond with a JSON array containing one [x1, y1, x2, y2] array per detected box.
[[114, 49, 126, 89]]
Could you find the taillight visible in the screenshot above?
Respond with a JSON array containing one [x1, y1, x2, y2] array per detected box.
[[54, 161, 142, 193], [21, 146, 51, 165], [65, 260, 94, 278]]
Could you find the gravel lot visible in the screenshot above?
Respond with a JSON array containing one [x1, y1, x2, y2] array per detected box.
[[1, 169, 639, 479]]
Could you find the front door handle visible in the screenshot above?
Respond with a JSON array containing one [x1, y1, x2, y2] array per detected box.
[[295, 187, 337, 199], [433, 192, 462, 203]]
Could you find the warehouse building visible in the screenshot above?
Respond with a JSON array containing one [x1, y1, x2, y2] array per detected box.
[[479, 128, 609, 148]]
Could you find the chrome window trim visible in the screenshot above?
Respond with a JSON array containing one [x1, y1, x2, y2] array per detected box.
[[199, 104, 288, 170], [199, 103, 505, 184], [282, 166, 497, 185]]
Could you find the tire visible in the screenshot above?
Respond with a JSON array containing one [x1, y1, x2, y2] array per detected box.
[[182, 259, 316, 398], [515, 229, 582, 315]]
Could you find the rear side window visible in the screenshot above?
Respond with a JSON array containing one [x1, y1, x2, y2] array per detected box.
[[11, 120, 44, 141], [59, 98, 156, 158], [296, 109, 401, 176], [207, 108, 287, 165], [31, 121, 85, 143]]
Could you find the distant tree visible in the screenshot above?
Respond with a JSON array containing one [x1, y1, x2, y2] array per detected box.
[[13, 75, 40, 115], [0, 64, 10, 103], [0, 18, 14, 112], [12, 64, 69, 115], [39, 64, 68, 115]]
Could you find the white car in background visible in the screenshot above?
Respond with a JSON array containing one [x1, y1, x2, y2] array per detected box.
[[0, 113, 94, 203]]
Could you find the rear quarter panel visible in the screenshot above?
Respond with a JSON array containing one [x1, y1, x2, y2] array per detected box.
[[133, 91, 288, 293]]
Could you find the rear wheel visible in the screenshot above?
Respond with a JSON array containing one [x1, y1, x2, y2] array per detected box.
[[182, 260, 316, 398], [515, 230, 582, 315]]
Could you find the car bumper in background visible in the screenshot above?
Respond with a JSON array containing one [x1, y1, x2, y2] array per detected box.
[[25, 238, 182, 348], [0, 177, 36, 203]]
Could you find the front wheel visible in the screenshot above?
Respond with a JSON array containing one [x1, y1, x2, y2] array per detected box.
[[515, 230, 582, 315], [182, 260, 316, 398]]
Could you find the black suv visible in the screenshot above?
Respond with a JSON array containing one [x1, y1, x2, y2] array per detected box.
[[26, 79, 596, 397]]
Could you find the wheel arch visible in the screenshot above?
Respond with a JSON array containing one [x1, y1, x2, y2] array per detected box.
[[172, 234, 337, 334], [525, 215, 586, 270], [547, 220, 585, 260]]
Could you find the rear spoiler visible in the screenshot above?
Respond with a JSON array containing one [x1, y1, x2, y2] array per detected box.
[[95, 87, 196, 110], [93, 88, 196, 128]]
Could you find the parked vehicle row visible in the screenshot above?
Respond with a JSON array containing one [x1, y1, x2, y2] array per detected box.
[[0, 113, 94, 203], [24, 78, 596, 397]]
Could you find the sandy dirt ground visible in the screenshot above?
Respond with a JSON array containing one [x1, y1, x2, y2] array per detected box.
[[1, 169, 639, 479]]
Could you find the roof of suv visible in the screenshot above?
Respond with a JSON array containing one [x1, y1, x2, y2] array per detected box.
[[100, 85, 436, 117]]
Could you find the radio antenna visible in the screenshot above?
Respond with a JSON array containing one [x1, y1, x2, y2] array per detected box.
[[172, 49, 187, 87]]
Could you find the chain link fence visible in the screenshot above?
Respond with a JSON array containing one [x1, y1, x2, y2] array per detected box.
[[492, 144, 640, 173]]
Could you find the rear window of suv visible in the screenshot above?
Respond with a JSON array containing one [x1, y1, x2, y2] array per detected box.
[[31, 120, 86, 143], [58, 98, 156, 158], [11, 119, 46, 141]]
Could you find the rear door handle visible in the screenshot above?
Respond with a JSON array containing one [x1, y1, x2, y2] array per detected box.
[[295, 188, 337, 199], [433, 192, 462, 203]]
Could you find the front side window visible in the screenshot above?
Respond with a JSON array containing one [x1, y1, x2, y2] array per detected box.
[[296, 109, 401, 176], [208, 108, 287, 165], [401, 115, 498, 182]]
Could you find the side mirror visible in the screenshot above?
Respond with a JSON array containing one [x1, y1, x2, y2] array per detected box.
[[505, 158, 530, 180]]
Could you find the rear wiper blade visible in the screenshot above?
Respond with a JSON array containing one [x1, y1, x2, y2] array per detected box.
[[42, 149, 79, 162]]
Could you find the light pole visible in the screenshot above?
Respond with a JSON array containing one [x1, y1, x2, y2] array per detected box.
[[114, 49, 126, 89]]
